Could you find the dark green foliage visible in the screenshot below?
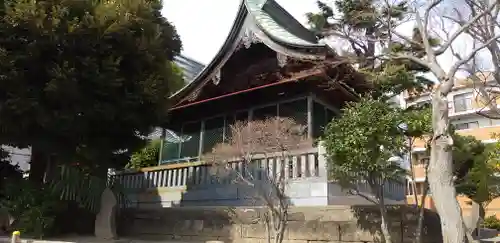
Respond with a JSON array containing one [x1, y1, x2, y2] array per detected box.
[[126, 139, 161, 169], [0, 149, 22, 197], [0, 179, 66, 238], [0, 150, 21, 181], [0, 0, 182, 172], [48, 164, 129, 213], [323, 97, 408, 189], [453, 137, 500, 207], [169, 62, 187, 94], [452, 134, 488, 182], [307, 0, 437, 99]]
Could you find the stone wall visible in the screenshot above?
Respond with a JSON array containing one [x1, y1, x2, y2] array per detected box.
[[117, 206, 442, 243], [124, 180, 405, 208]]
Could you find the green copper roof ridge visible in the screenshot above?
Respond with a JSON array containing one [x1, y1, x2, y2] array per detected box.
[[261, 0, 319, 44], [244, 0, 323, 48]]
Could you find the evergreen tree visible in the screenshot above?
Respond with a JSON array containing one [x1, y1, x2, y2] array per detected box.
[[0, 0, 182, 181]]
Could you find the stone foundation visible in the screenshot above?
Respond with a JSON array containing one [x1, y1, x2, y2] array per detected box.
[[117, 206, 442, 243]]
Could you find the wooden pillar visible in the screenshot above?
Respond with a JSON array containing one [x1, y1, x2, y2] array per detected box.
[[308, 153, 316, 177], [307, 95, 313, 140], [292, 156, 298, 179], [198, 121, 205, 158], [317, 141, 328, 178], [300, 154, 307, 178], [158, 128, 166, 165]]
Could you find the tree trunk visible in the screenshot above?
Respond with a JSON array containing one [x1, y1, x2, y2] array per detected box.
[[415, 161, 430, 243], [379, 204, 393, 243], [428, 91, 466, 243], [29, 146, 48, 185], [415, 178, 429, 243], [372, 182, 392, 243]]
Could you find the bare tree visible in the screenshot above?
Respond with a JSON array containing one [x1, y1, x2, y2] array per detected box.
[[439, 0, 500, 119], [204, 117, 312, 243], [381, 1, 500, 242]]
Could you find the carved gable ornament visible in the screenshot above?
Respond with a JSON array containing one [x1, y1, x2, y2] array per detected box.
[[212, 69, 221, 85], [241, 28, 261, 49], [276, 52, 288, 67]]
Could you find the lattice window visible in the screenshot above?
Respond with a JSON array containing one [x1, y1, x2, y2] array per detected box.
[[224, 111, 249, 142], [279, 98, 307, 127], [161, 141, 180, 163], [326, 108, 336, 123], [312, 101, 337, 138], [312, 101, 326, 138], [253, 105, 278, 121], [160, 129, 182, 163], [179, 121, 201, 159], [203, 116, 225, 154]]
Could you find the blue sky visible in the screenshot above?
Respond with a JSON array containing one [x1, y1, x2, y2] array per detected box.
[[161, 0, 320, 64]]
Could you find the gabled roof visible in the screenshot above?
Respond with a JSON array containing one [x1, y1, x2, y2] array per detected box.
[[170, 0, 333, 105]]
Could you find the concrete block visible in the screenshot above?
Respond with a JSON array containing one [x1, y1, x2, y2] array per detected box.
[[288, 197, 328, 206], [286, 183, 311, 198], [309, 183, 328, 197], [157, 190, 183, 201]]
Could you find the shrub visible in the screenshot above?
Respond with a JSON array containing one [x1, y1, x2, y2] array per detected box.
[[126, 139, 161, 169], [0, 179, 66, 238], [482, 215, 500, 230]]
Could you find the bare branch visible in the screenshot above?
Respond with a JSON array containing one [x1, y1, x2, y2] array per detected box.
[[435, 0, 499, 55], [448, 33, 500, 77], [390, 53, 434, 68], [204, 117, 312, 243]]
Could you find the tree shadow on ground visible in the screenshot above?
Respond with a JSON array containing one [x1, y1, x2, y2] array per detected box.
[[351, 205, 442, 243]]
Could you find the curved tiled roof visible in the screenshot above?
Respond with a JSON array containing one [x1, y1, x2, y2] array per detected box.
[[170, 0, 332, 105], [245, 0, 319, 47]]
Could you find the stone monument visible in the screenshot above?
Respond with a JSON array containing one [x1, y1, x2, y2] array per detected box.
[[95, 187, 118, 240]]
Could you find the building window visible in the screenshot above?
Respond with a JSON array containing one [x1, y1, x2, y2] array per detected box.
[[453, 92, 473, 112], [454, 121, 479, 130]]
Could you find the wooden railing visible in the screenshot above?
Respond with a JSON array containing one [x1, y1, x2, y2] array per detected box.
[[112, 147, 324, 191], [110, 145, 406, 206]]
